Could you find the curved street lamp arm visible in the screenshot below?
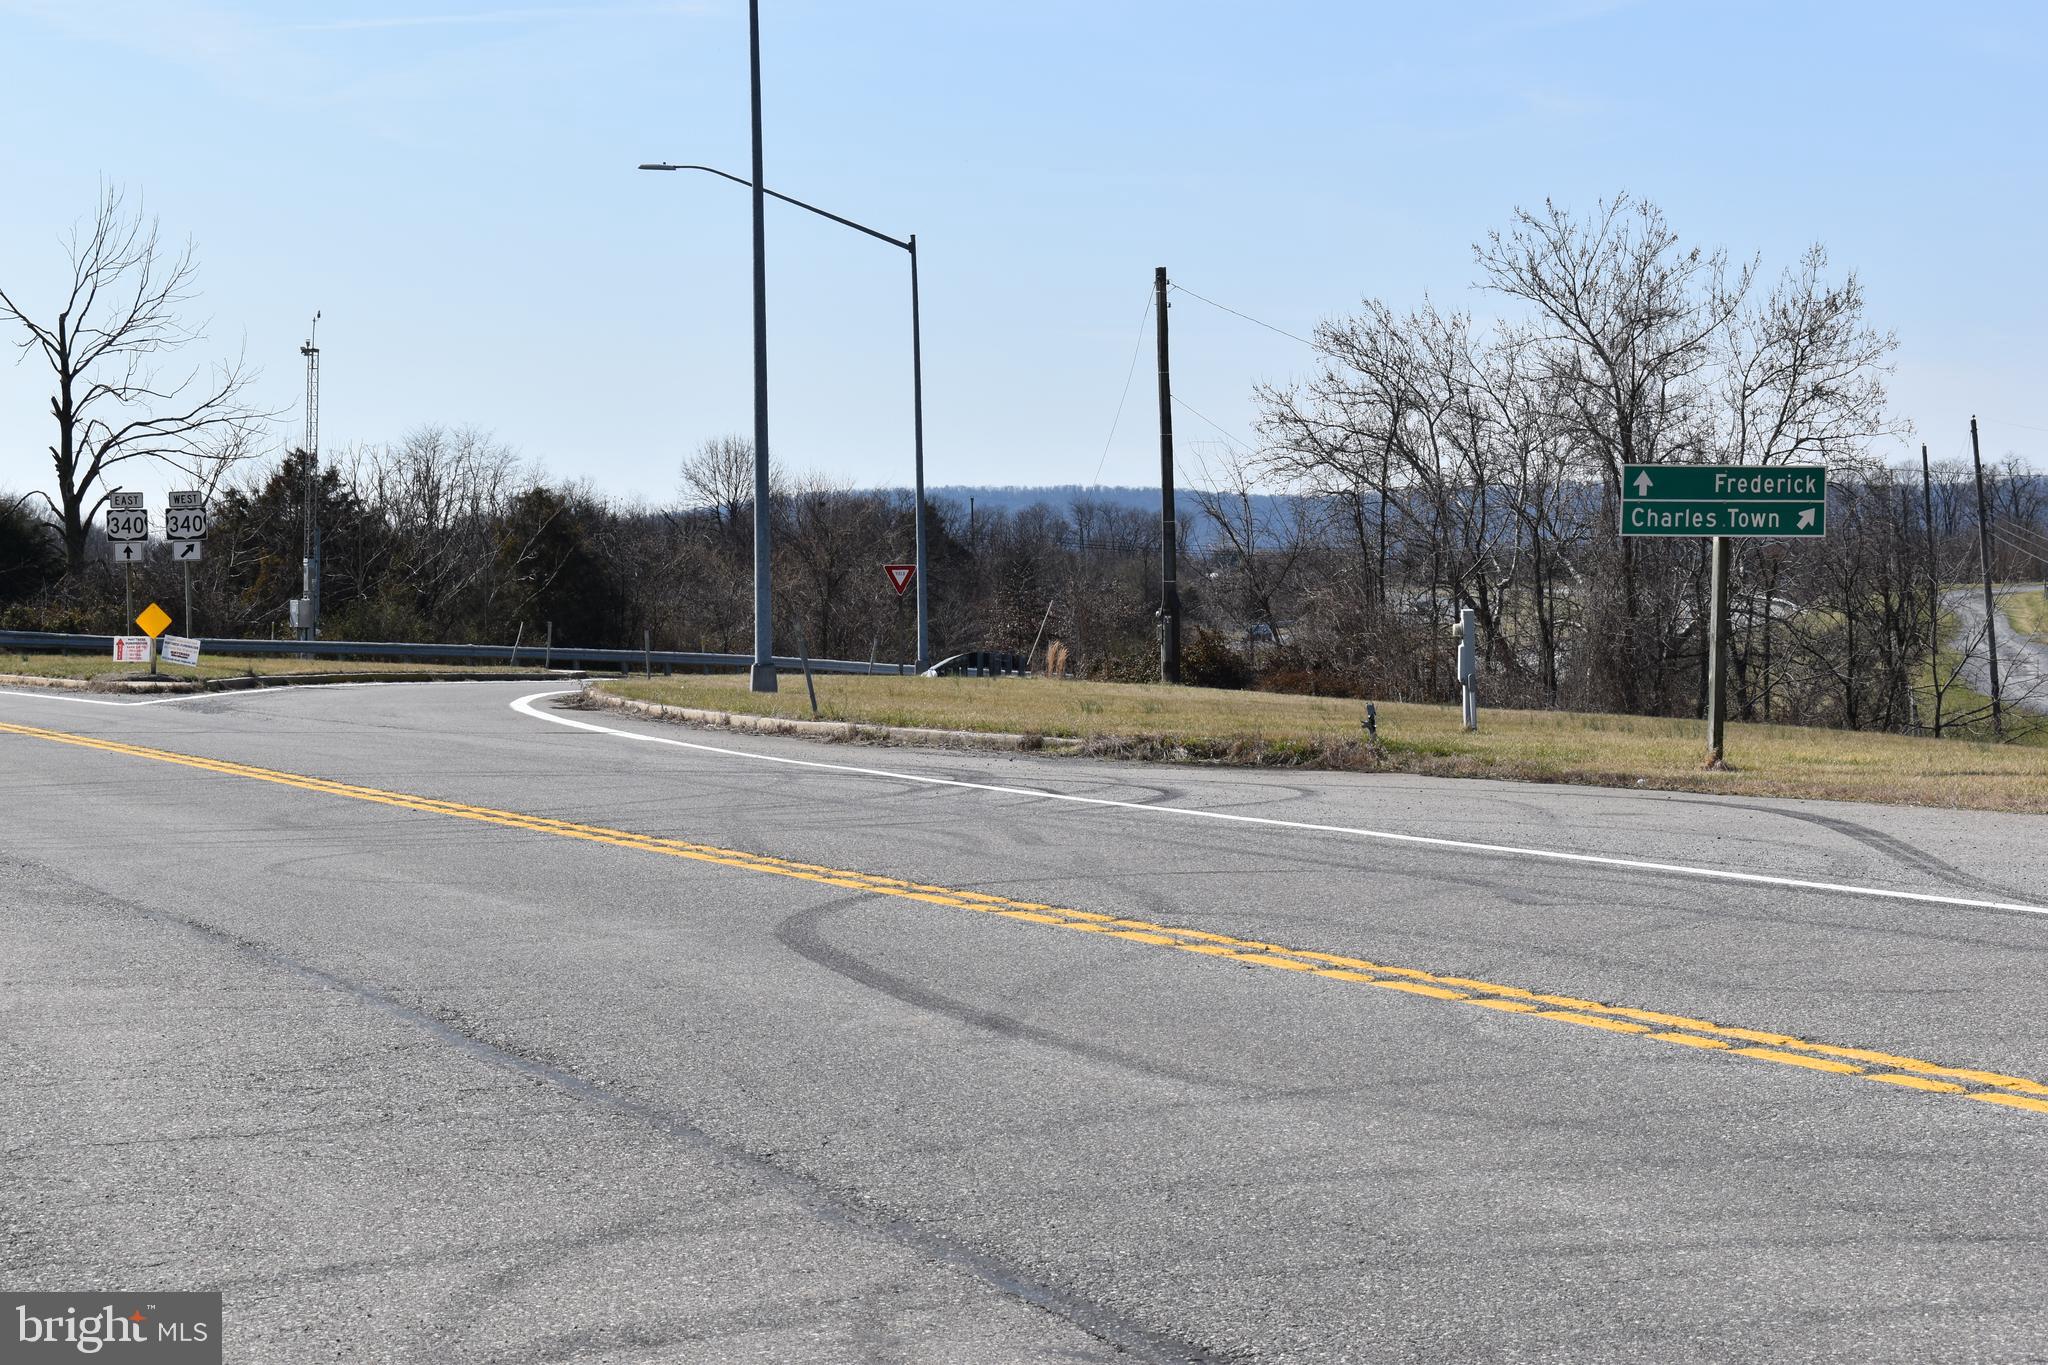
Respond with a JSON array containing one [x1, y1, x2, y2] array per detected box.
[[638, 162, 911, 252]]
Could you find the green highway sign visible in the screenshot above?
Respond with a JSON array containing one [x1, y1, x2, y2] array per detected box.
[[1620, 464, 1827, 537]]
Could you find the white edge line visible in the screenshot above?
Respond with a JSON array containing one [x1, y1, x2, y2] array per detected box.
[[0, 688, 201, 707], [0, 679, 540, 708], [508, 689, 2048, 920]]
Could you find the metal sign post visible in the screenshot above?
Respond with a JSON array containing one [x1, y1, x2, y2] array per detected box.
[[106, 491, 149, 628], [1620, 464, 1830, 766], [1704, 536, 1733, 765], [135, 603, 171, 680], [167, 491, 208, 637]]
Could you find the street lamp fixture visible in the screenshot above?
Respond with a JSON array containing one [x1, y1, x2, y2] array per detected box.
[[637, 161, 931, 674]]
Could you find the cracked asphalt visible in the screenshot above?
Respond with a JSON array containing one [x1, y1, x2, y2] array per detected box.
[[2, 680, 2045, 1362]]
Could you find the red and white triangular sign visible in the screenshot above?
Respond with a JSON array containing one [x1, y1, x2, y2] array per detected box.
[[884, 563, 916, 596]]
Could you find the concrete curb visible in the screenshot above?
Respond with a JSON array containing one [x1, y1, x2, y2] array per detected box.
[[585, 687, 1082, 754], [0, 673, 140, 693], [0, 669, 586, 695]]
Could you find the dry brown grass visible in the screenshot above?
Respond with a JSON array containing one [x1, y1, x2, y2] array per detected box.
[[598, 672, 2048, 814]]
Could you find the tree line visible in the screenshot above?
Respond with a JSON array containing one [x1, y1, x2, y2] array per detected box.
[[1235, 195, 2044, 733], [3, 190, 2042, 737]]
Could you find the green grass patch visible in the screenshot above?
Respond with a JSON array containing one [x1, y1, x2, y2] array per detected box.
[[2003, 589, 2048, 642]]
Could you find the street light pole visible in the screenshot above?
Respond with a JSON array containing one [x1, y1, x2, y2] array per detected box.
[[745, 0, 776, 692], [636, 161, 929, 673], [908, 234, 928, 672]]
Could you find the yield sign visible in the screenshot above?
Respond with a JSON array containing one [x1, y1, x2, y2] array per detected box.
[[884, 563, 916, 596]]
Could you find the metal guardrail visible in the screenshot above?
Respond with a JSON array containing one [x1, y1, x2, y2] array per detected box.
[[0, 629, 913, 676]]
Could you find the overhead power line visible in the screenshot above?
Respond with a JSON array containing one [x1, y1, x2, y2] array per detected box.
[[1090, 287, 1154, 488], [1978, 416, 2048, 437], [1168, 282, 1318, 348], [1990, 518, 2048, 549], [1990, 528, 2048, 564], [1171, 394, 1258, 457]]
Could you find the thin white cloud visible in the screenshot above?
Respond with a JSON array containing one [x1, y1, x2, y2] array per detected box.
[[289, 2, 706, 32]]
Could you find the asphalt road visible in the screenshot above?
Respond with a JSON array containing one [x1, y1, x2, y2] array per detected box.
[[3, 679, 2045, 1363], [1946, 583, 2048, 716]]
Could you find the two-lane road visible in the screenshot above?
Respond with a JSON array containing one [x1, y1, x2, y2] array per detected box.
[[1946, 582, 2048, 715], [3, 680, 2044, 1362]]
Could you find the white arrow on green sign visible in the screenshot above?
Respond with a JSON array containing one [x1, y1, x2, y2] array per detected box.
[[1619, 464, 1826, 537]]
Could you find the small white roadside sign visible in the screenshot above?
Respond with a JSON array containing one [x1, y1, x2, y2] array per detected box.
[[111, 636, 152, 664], [159, 635, 202, 667]]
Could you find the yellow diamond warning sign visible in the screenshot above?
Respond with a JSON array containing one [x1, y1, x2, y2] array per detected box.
[[136, 603, 172, 639]]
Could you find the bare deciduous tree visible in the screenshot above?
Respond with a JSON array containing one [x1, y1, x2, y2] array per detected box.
[[0, 186, 270, 569]]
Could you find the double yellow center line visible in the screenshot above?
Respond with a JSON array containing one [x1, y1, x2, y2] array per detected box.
[[6, 718, 2044, 1118]]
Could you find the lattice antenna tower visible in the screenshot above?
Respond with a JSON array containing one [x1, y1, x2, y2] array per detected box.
[[302, 312, 321, 465], [300, 312, 320, 561]]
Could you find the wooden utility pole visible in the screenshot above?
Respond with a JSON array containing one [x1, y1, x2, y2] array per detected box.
[[1154, 266, 1181, 684], [1920, 443, 1942, 737], [1969, 417, 2003, 736]]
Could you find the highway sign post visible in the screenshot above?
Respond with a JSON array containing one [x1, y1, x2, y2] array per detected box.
[[167, 491, 209, 633], [1620, 464, 1829, 767], [886, 565, 916, 666], [106, 491, 149, 623]]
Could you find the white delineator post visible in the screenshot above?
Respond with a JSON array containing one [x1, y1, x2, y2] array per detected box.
[[1457, 607, 1478, 731]]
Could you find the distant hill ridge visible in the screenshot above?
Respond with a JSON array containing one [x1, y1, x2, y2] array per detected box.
[[914, 485, 1289, 551]]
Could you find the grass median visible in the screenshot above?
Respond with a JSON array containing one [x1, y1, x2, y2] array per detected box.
[[2004, 589, 2048, 642], [1, 653, 558, 684], [595, 672, 2048, 813]]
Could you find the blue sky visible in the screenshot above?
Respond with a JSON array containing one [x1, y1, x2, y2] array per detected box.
[[1, 0, 2043, 509]]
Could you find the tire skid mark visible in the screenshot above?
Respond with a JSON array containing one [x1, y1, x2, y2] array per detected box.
[[5, 718, 2044, 1121]]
